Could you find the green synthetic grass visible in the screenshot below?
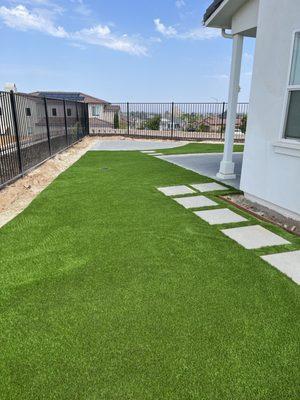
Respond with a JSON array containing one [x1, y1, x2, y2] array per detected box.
[[158, 142, 244, 155], [0, 151, 299, 400]]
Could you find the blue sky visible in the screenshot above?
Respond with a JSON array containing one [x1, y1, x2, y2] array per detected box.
[[0, 0, 255, 102]]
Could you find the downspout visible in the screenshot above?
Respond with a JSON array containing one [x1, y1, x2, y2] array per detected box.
[[221, 28, 233, 39], [217, 28, 244, 180]]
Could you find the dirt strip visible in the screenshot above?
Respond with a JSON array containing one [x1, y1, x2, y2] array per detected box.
[[222, 194, 300, 236]]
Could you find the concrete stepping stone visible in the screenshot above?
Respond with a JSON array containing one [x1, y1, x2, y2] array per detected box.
[[141, 150, 156, 154], [221, 225, 290, 249], [174, 195, 218, 209], [191, 182, 227, 192], [194, 208, 247, 225], [157, 185, 195, 196], [261, 251, 300, 285]]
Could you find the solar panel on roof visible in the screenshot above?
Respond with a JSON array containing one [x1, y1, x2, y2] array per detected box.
[[37, 92, 85, 101]]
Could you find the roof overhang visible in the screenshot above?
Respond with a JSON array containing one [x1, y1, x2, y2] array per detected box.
[[204, 0, 249, 29]]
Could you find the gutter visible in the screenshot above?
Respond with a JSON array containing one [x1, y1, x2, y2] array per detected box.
[[221, 28, 233, 39]]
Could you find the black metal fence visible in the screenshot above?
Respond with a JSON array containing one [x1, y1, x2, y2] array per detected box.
[[0, 91, 89, 188], [89, 102, 248, 142]]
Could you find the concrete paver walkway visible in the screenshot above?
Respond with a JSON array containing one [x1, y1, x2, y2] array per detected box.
[[191, 182, 228, 192], [157, 182, 298, 284], [222, 225, 290, 249], [195, 208, 247, 225], [157, 185, 195, 196], [174, 195, 218, 209], [261, 251, 300, 285]]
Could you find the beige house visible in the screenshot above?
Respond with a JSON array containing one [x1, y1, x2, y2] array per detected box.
[[31, 92, 121, 133]]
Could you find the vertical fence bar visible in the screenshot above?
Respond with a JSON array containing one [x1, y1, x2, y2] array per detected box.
[[9, 91, 23, 174], [127, 102, 130, 136], [75, 101, 79, 140], [220, 102, 226, 140], [44, 97, 52, 156], [171, 102, 174, 139], [86, 104, 90, 136], [63, 100, 68, 145]]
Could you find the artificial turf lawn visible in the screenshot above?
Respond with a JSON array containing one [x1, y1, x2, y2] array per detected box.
[[0, 150, 299, 400], [158, 142, 244, 155]]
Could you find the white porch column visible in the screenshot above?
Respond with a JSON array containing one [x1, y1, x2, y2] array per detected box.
[[217, 34, 244, 180]]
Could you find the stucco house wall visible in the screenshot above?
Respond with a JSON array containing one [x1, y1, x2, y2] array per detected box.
[[240, 0, 300, 219], [231, 0, 258, 36]]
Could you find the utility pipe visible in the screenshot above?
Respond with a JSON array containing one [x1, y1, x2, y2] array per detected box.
[[217, 30, 244, 180], [221, 28, 234, 39]]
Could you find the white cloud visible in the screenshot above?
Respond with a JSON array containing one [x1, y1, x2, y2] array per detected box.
[[72, 0, 92, 17], [180, 27, 220, 40], [72, 25, 148, 56], [0, 5, 148, 56], [0, 5, 68, 37], [154, 18, 177, 37], [154, 18, 220, 40], [175, 0, 185, 9], [10, 0, 65, 15]]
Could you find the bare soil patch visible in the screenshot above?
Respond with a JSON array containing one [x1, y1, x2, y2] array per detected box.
[[223, 194, 300, 236]]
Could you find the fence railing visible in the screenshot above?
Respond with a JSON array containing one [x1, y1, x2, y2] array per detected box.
[[0, 91, 89, 188], [89, 102, 248, 142]]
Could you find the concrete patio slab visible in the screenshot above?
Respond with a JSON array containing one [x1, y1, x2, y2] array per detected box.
[[157, 185, 195, 196], [194, 208, 247, 225], [159, 153, 243, 189], [174, 195, 218, 209], [191, 182, 227, 192], [91, 140, 188, 151], [221, 225, 290, 249], [261, 251, 300, 284]]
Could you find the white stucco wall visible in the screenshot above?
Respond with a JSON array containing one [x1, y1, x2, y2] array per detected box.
[[240, 0, 300, 219], [232, 0, 259, 35]]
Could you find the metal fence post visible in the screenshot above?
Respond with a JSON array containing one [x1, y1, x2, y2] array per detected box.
[[63, 100, 68, 145], [44, 97, 52, 156], [85, 104, 90, 136], [9, 90, 23, 174], [127, 102, 130, 136], [220, 102, 226, 140], [171, 102, 174, 139], [75, 101, 80, 140]]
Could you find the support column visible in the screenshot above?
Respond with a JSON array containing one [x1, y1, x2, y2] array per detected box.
[[217, 34, 244, 180]]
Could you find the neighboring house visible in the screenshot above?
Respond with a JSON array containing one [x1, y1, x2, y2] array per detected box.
[[31, 92, 121, 133], [204, 0, 300, 220], [0, 90, 46, 144], [159, 117, 182, 131], [198, 115, 245, 133]]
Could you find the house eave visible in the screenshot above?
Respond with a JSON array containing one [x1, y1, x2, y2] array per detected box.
[[204, 0, 249, 29]]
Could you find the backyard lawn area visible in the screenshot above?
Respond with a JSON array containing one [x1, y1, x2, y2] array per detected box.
[[158, 142, 244, 155], [0, 149, 299, 399]]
